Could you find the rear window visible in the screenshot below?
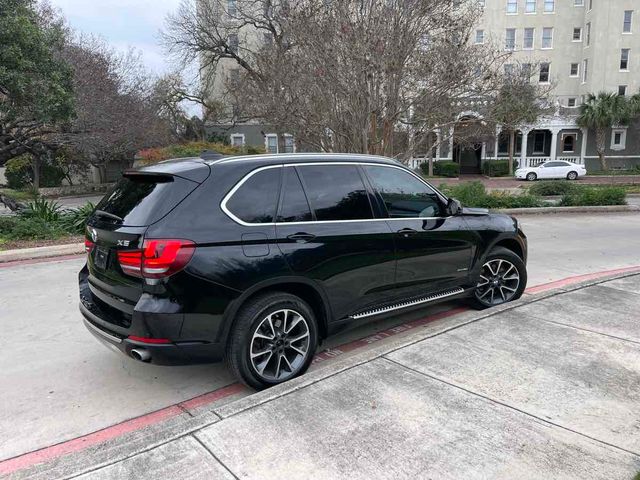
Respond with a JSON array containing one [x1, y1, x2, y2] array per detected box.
[[95, 175, 197, 226]]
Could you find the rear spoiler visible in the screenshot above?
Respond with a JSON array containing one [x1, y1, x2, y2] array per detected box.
[[123, 170, 175, 183]]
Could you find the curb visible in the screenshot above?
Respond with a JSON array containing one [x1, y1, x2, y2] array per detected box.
[[0, 243, 84, 263], [9, 267, 640, 479], [498, 205, 640, 215]]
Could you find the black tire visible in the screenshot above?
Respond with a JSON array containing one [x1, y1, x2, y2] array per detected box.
[[567, 171, 578, 180], [470, 246, 527, 310], [226, 292, 318, 390], [526, 172, 537, 181]]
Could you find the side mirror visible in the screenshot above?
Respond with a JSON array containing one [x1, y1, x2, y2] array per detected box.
[[446, 197, 462, 216]]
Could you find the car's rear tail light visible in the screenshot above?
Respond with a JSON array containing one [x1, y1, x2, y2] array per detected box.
[[117, 239, 195, 279], [85, 239, 95, 253]]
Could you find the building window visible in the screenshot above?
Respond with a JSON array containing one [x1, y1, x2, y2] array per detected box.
[[507, 0, 517, 14], [620, 49, 630, 70], [585, 23, 591, 46], [475, 29, 485, 44], [539, 62, 550, 83], [619, 85, 627, 96], [574, 0, 584, 5], [228, 33, 239, 54], [573, 27, 582, 41], [542, 27, 553, 48], [283, 135, 295, 153], [265, 134, 278, 153], [582, 59, 588, 83], [227, 0, 237, 16], [478, 0, 485, 7], [525, 0, 536, 13], [228, 68, 240, 86], [533, 131, 547, 153], [263, 32, 274, 45], [523, 28, 535, 49], [623, 10, 633, 33], [230, 133, 245, 147], [567, 98, 577, 107], [544, 0, 554, 12], [611, 129, 627, 150], [504, 64, 514, 76], [570, 63, 579, 77], [505, 29, 516, 50], [562, 134, 577, 152]]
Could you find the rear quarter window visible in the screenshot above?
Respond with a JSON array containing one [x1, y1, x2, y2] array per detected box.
[[225, 167, 282, 224]]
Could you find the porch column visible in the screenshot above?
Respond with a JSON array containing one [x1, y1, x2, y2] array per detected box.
[[435, 129, 442, 161], [550, 128, 560, 161], [448, 126, 454, 160], [580, 128, 588, 164], [520, 128, 530, 168], [494, 125, 502, 160]]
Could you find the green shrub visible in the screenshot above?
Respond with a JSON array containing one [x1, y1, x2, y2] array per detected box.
[[528, 181, 578, 197], [421, 161, 459, 177], [482, 160, 519, 177], [559, 186, 627, 206], [138, 141, 266, 165], [58, 202, 96, 234], [5, 155, 65, 189], [21, 198, 63, 222], [2, 217, 68, 241], [440, 181, 544, 209]]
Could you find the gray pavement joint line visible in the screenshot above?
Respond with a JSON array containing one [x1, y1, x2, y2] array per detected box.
[[381, 356, 640, 459], [530, 316, 640, 346], [176, 404, 195, 418], [191, 434, 241, 480]]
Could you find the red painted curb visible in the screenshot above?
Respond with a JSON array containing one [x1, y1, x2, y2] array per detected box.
[[1, 266, 639, 475]]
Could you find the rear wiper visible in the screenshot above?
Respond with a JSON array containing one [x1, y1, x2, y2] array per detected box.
[[94, 210, 123, 222]]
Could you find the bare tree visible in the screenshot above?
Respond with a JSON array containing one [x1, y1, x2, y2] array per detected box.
[[489, 62, 553, 175], [163, 0, 508, 156]]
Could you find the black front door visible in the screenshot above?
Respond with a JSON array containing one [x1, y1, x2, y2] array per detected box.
[[362, 165, 476, 299], [275, 164, 397, 320]]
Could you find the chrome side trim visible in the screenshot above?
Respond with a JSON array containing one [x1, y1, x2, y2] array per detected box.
[[220, 162, 449, 227], [349, 287, 466, 320], [82, 317, 123, 344]]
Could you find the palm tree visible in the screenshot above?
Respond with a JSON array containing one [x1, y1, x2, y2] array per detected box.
[[577, 92, 632, 171]]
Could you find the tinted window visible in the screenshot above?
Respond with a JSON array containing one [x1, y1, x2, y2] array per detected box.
[[95, 175, 197, 227], [227, 167, 281, 223], [297, 165, 373, 221], [277, 167, 312, 223], [365, 166, 443, 218]]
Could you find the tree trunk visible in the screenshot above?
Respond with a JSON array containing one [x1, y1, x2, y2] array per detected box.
[[32, 156, 41, 190], [508, 129, 515, 176], [596, 128, 608, 171]]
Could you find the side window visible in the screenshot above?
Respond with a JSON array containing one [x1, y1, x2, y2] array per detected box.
[[297, 165, 373, 221], [277, 167, 313, 223], [364, 166, 443, 218], [226, 167, 281, 223]]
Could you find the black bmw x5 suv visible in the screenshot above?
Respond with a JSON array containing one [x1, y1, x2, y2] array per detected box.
[[79, 153, 527, 389]]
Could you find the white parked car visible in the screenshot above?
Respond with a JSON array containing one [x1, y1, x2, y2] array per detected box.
[[515, 161, 587, 181]]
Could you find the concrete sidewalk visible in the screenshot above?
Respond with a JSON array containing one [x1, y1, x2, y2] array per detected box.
[[11, 273, 640, 480]]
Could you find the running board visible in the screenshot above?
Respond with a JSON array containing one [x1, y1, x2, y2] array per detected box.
[[349, 287, 466, 320]]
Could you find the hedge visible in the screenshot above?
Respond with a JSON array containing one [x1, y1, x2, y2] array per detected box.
[[138, 141, 265, 165], [420, 161, 459, 177], [559, 186, 627, 206], [5, 155, 65, 189], [482, 159, 519, 177], [439, 181, 544, 209], [528, 181, 578, 197]]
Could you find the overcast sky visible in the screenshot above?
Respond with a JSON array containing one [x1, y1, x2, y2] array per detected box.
[[49, 0, 181, 75]]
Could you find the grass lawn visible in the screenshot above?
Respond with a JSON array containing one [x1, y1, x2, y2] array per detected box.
[[586, 170, 640, 176], [0, 188, 38, 202], [0, 234, 82, 251]]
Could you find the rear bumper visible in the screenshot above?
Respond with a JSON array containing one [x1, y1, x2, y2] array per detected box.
[[79, 267, 225, 365]]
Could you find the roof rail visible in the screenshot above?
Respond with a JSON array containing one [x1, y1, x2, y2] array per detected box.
[[200, 150, 224, 161]]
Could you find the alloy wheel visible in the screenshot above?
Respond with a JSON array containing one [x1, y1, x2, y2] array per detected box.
[[475, 259, 520, 306], [567, 171, 578, 180], [249, 309, 310, 382], [526, 173, 537, 181]]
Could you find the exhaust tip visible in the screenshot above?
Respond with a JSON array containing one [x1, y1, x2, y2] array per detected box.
[[131, 348, 151, 363]]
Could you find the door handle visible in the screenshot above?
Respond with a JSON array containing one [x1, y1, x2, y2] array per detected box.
[[397, 228, 418, 238], [287, 232, 316, 243]]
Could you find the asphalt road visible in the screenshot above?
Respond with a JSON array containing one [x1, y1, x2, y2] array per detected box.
[[1, 212, 640, 462]]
